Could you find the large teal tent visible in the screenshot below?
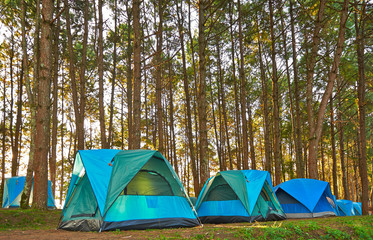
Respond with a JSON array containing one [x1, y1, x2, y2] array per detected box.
[[195, 170, 286, 223], [58, 149, 200, 231], [274, 179, 338, 218], [2, 176, 56, 209]]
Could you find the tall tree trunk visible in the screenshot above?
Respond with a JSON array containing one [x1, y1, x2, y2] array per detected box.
[[188, 0, 200, 177], [9, 28, 16, 177], [258, 25, 271, 172], [355, 0, 369, 215], [1, 66, 6, 207], [98, 0, 108, 149], [126, 2, 133, 149], [64, 0, 87, 151], [198, 0, 209, 190], [50, 0, 61, 197], [248, 107, 256, 169], [269, 0, 281, 185], [217, 39, 231, 170], [33, 0, 53, 210], [177, 0, 199, 195], [108, 0, 118, 147], [307, 0, 348, 179], [132, 0, 141, 149], [330, 96, 339, 198], [306, 0, 326, 179], [290, 0, 304, 178], [12, 56, 23, 177], [210, 77, 222, 171], [21, 0, 40, 209], [238, 0, 248, 170], [60, 70, 64, 205], [337, 80, 349, 199], [156, 0, 164, 153], [229, 1, 241, 170], [280, 0, 296, 177]]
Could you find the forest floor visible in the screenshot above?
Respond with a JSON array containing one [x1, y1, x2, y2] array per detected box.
[[0, 209, 372, 239]]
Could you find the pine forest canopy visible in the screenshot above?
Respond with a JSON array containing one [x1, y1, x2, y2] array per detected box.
[[0, 0, 372, 214]]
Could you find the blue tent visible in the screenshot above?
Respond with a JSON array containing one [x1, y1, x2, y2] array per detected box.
[[2, 176, 56, 208], [336, 199, 355, 216], [195, 170, 286, 223], [274, 178, 338, 218], [59, 149, 200, 231], [353, 202, 362, 215]]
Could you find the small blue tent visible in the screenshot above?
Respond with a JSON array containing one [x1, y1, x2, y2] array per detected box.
[[58, 149, 200, 231], [353, 202, 362, 215], [195, 170, 286, 223], [336, 199, 355, 216], [274, 178, 338, 218], [2, 176, 56, 208]]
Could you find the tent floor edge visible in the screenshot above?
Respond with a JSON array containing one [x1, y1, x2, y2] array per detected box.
[[58, 219, 101, 232], [265, 211, 287, 221], [199, 215, 264, 224], [101, 218, 200, 231]]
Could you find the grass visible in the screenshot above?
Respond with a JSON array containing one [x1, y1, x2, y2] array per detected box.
[[0, 209, 372, 239]]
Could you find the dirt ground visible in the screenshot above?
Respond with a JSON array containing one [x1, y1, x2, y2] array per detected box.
[[0, 225, 231, 240]]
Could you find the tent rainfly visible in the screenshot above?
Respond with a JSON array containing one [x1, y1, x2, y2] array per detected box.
[[353, 202, 362, 216], [274, 178, 338, 218], [336, 199, 355, 216], [2, 176, 56, 209], [195, 170, 286, 223], [58, 149, 200, 231]]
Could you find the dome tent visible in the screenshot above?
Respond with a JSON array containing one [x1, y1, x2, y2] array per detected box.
[[195, 170, 286, 223], [2, 176, 56, 209], [274, 178, 338, 218], [58, 149, 199, 231], [336, 199, 354, 216], [352, 202, 362, 215]]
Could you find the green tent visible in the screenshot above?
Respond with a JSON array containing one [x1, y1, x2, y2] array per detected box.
[[58, 149, 200, 231], [196, 170, 286, 223]]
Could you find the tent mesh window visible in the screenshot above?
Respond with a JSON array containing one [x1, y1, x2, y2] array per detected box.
[[120, 170, 174, 196], [204, 176, 238, 201]]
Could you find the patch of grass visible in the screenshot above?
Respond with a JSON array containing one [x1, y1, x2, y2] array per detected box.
[[1, 209, 373, 240], [0, 209, 61, 231]]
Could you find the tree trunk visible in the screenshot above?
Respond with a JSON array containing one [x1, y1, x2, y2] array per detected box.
[[126, 2, 133, 149], [156, 0, 164, 153], [229, 1, 241, 170], [280, 0, 296, 178], [60, 70, 64, 205], [269, 0, 281, 185], [98, 0, 108, 149], [33, 0, 53, 210], [306, 0, 327, 179], [257, 25, 271, 173], [1, 65, 6, 207], [337, 81, 349, 199], [307, 0, 348, 179], [108, 0, 118, 148], [50, 0, 61, 197], [248, 107, 256, 169], [290, 0, 304, 178], [177, 0, 199, 195], [238, 0, 248, 170], [198, 0, 209, 190], [21, 0, 40, 209], [330, 96, 339, 198], [355, 0, 369, 215], [217, 39, 231, 171], [64, 0, 87, 151], [132, 0, 141, 149]]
